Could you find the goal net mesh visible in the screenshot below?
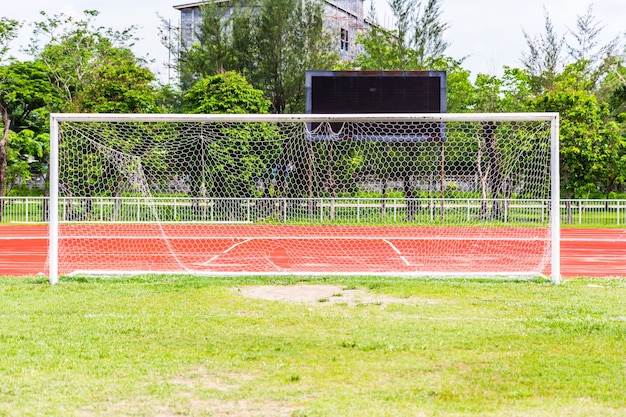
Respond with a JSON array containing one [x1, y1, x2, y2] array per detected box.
[[52, 114, 556, 278]]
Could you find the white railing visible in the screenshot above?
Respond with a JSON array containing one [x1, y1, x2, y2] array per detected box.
[[0, 196, 624, 226], [0, 197, 48, 223]]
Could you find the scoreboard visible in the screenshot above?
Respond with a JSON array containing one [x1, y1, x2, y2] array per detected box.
[[305, 70, 446, 114]]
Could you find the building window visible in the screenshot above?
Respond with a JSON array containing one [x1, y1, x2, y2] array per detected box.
[[340, 28, 349, 53]]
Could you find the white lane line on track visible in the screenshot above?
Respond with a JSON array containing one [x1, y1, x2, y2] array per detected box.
[[200, 239, 252, 265], [383, 239, 412, 266], [0, 237, 48, 240]]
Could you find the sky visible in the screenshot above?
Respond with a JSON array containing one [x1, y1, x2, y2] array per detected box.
[[2, 0, 625, 83]]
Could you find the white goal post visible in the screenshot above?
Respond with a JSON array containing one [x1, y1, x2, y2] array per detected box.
[[49, 112, 560, 284]]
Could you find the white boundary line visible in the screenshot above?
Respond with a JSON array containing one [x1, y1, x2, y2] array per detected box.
[[67, 270, 545, 279], [56, 235, 552, 241], [0, 236, 48, 240]]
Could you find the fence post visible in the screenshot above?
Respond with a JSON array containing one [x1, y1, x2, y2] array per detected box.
[[504, 199, 508, 223], [394, 198, 397, 222], [428, 198, 435, 222]]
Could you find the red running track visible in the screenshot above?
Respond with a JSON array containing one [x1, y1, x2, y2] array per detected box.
[[0, 225, 624, 278]]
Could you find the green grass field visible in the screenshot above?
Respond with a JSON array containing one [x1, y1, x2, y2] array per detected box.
[[1, 275, 625, 416]]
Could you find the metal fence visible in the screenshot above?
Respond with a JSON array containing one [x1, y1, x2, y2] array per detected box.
[[0, 196, 624, 226]]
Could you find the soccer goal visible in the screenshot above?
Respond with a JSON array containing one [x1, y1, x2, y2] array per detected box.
[[48, 113, 560, 284]]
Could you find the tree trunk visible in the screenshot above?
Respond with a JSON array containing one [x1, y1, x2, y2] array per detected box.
[[381, 178, 387, 218], [476, 136, 489, 219], [404, 172, 417, 221], [483, 122, 502, 219], [0, 107, 11, 222]]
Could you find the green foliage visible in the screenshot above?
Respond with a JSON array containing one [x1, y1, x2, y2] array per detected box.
[[183, 71, 270, 114], [0, 18, 20, 61], [179, 0, 337, 113], [178, 0, 232, 88], [154, 83, 183, 113], [352, 26, 404, 70], [601, 59, 626, 117], [72, 48, 158, 113], [182, 72, 279, 204], [530, 68, 621, 198], [29, 10, 159, 114], [521, 10, 564, 93], [472, 73, 502, 112], [0, 4, 623, 200], [354, 0, 449, 70], [0, 60, 55, 199], [444, 61, 474, 113], [6, 129, 48, 189], [349, 1, 473, 113]]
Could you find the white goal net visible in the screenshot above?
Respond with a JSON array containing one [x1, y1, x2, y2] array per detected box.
[[49, 113, 560, 284]]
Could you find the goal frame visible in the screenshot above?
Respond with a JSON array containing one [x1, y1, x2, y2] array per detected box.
[[49, 112, 560, 284]]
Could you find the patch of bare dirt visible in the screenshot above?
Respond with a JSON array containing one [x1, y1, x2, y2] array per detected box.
[[236, 284, 423, 307], [193, 398, 301, 417], [169, 366, 253, 392]]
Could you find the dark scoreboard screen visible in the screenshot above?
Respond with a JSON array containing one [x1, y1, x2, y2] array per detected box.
[[305, 70, 447, 141], [306, 70, 446, 114]]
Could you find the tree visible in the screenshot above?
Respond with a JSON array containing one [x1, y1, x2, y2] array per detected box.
[[531, 65, 616, 199], [184, 71, 270, 114], [23, 10, 164, 217], [0, 18, 20, 61], [0, 61, 54, 173], [606, 65, 626, 117], [568, 5, 616, 62], [521, 9, 564, 93], [386, 0, 412, 67], [28, 10, 157, 113], [243, 0, 338, 113], [472, 67, 534, 113], [592, 120, 626, 198], [72, 47, 159, 113], [177, 0, 234, 89], [522, 5, 622, 95], [566, 4, 620, 90], [0, 60, 55, 219], [353, 0, 451, 71], [182, 72, 282, 218], [176, 0, 337, 113], [0, 18, 21, 202], [351, 25, 400, 70], [411, 0, 450, 67]]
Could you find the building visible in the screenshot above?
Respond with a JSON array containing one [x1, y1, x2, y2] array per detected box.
[[173, 0, 371, 61]]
